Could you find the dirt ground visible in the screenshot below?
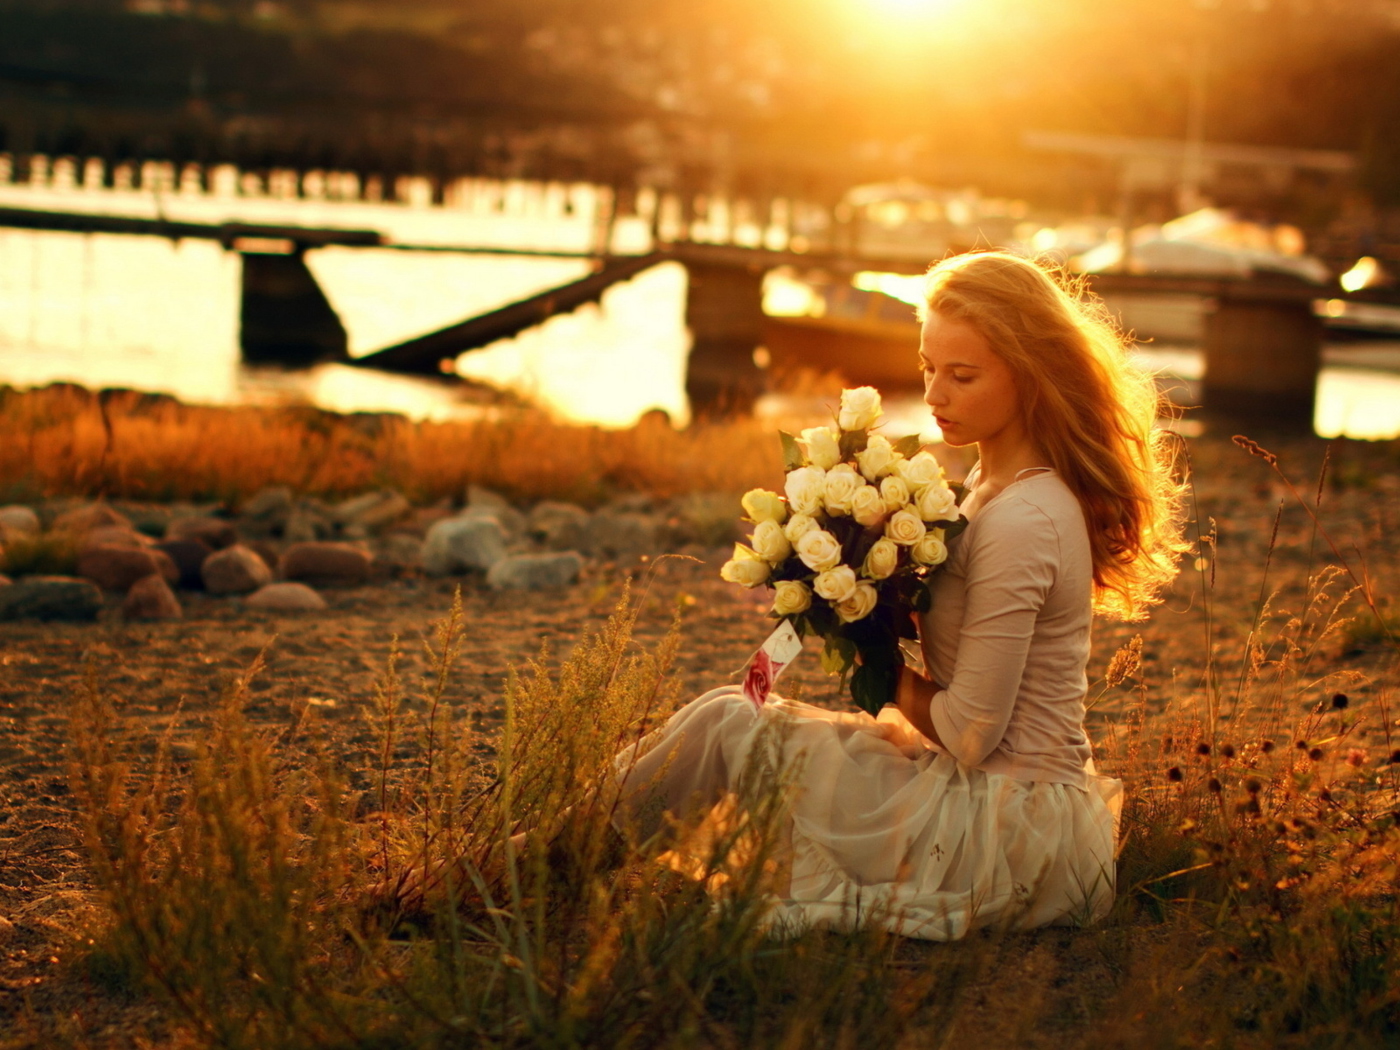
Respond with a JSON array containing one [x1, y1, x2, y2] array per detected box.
[[1, 433, 1397, 1047]]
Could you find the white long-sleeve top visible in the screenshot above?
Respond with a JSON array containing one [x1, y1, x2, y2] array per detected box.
[[918, 468, 1095, 788]]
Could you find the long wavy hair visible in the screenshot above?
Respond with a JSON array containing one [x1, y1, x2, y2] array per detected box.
[[921, 250, 1187, 620]]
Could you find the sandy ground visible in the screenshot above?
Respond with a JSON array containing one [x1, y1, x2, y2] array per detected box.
[[1, 433, 1397, 1046]]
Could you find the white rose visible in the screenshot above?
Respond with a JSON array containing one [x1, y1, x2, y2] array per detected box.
[[795, 528, 843, 572], [916, 482, 959, 523], [751, 519, 792, 563], [741, 488, 787, 524], [813, 564, 858, 603], [838, 386, 883, 432], [823, 463, 862, 516], [720, 545, 770, 588], [862, 537, 900, 580], [851, 485, 887, 527], [800, 426, 842, 470], [784, 513, 820, 545], [785, 466, 827, 516], [772, 580, 812, 616], [855, 433, 900, 482], [894, 450, 945, 491], [836, 581, 879, 623], [885, 508, 927, 547], [912, 530, 949, 566], [879, 475, 911, 513]]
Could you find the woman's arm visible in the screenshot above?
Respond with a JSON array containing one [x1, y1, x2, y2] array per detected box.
[[895, 663, 945, 749]]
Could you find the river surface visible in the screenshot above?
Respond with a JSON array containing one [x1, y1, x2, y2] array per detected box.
[[2, 178, 1398, 440]]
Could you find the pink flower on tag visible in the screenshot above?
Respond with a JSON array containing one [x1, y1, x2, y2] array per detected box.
[[743, 649, 777, 707]]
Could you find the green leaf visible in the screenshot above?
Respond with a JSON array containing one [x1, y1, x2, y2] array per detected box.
[[850, 645, 903, 717], [911, 579, 933, 613], [942, 515, 969, 543], [891, 433, 924, 457], [820, 635, 857, 677], [779, 431, 805, 472], [838, 429, 868, 460]]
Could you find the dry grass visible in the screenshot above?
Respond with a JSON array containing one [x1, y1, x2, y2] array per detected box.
[[0, 384, 786, 507]]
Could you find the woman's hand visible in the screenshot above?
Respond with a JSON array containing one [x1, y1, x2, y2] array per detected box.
[[894, 664, 944, 748]]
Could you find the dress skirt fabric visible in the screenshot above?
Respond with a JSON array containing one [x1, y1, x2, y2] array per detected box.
[[614, 686, 1123, 941]]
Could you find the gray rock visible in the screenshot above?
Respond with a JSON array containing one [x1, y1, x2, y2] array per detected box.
[[465, 484, 511, 512], [0, 576, 104, 621], [461, 502, 526, 542], [52, 502, 131, 537], [246, 582, 327, 611], [666, 492, 746, 547], [584, 510, 659, 558], [121, 574, 182, 620], [202, 544, 274, 595], [333, 489, 412, 532], [241, 486, 294, 522], [0, 506, 40, 537], [421, 516, 507, 575], [486, 551, 583, 591], [378, 533, 424, 569], [283, 501, 332, 543], [527, 501, 591, 551]]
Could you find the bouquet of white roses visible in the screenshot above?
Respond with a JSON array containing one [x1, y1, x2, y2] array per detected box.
[[721, 386, 968, 716]]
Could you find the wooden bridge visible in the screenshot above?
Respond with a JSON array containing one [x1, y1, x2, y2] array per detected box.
[[0, 201, 1367, 429]]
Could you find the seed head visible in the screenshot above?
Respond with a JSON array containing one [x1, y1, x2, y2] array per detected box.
[[1244, 777, 1262, 794], [1331, 692, 1349, 710], [1207, 776, 1223, 794], [1231, 435, 1278, 466], [1261, 740, 1275, 753], [1105, 635, 1143, 687], [1221, 743, 1236, 759], [1389, 750, 1400, 765], [1346, 748, 1366, 768], [1167, 766, 1183, 782], [1308, 747, 1324, 761], [1319, 787, 1333, 802], [1296, 740, 1309, 750], [1236, 797, 1262, 817], [1196, 742, 1212, 756]]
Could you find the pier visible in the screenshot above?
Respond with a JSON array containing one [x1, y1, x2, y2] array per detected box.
[[0, 198, 1362, 427]]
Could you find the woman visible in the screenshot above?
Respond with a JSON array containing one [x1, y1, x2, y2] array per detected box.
[[613, 251, 1186, 940]]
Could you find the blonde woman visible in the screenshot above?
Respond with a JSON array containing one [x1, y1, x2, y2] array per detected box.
[[607, 250, 1187, 940]]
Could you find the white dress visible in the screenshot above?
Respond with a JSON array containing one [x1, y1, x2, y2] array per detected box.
[[613, 469, 1123, 941]]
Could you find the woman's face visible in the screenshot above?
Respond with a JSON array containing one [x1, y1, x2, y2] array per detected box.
[[918, 311, 1023, 450]]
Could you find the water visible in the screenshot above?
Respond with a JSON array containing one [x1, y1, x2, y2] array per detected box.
[[2, 177, 1399, 439]]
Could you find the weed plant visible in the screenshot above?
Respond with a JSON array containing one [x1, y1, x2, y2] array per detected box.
[[65, 442, 1400, 1048]]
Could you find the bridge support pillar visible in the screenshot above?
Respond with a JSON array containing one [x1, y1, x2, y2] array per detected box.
[[239, 250, 349, 366], [684, 261, 766, 416], [1202, 297, 1321, 432]]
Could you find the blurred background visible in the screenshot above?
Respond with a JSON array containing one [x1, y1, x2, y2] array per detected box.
[[2, 0, 1399, 438]]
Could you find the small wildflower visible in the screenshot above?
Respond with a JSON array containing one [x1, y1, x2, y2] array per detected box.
[[1331, 692, 1349, 710], [1221, 743, 1236, 759], [1308, 747, 1324, 761], [1167, 766, 1183, 782], [1244, 777, 1262, 794], [1388, 750, 1400, 765], [1196, 742, 1212, 756], [1296, 740, 1309, 750], [1346, 748, 1366, 767], [1207, 776, 1222, 794], [1261, 740, 1275, 753], [1319, 787, 1333, 802]]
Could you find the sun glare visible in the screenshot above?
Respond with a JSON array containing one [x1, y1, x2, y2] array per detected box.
[[859, 0, 967, 19]]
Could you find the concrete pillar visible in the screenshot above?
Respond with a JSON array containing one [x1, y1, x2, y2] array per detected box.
[[239, 250, 348, 366], [1202, 297, 1321, 432], [684, 261, 766, 416]]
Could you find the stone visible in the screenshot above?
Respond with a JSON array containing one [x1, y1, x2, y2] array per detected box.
[[465, 484, 511, 512], [78, 525, 150, 554], [201, 544, 273, 595], [333, 489, 412, 532], [0, 506, 40, 537], [584, 510, 659, 558], [121, 574, 182, 620], [247, 542, 281, 573], [154, 539, 213, 589], [668, 492, 746, 547], [486, 551, 584, 591], [421, 516, 507, 576], [378, 533, 424, 570], [0, 576, 103, 621], [0, 574, 10, 587], [165, 515, 238, 550], [52, 502, 131, 537], [527, 501, 591, 551], [77, 545, 179, 592], [283, 502, 332, 542], [241, 486, 294, 523], [246, 582, 327, 612], [279, 542, 372, 587], [114, 503, 176, 539]]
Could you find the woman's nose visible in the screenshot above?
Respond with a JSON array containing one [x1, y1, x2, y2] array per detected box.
[[923, 377, 945, 409]]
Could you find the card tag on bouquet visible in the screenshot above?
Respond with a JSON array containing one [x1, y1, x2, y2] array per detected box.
[[742, 620, 804, 707]]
